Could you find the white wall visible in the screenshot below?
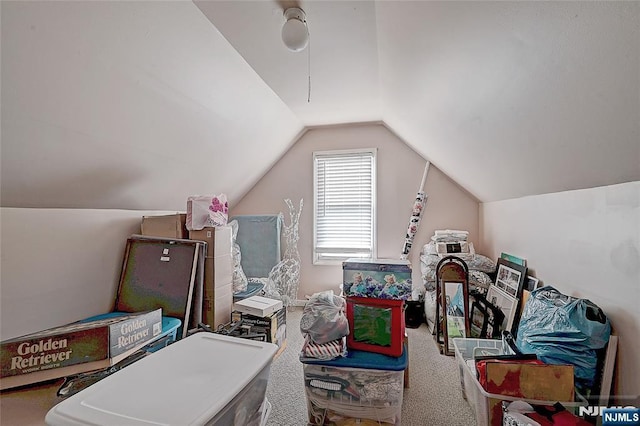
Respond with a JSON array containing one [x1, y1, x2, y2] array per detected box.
[[231, 123, 480, 298], [0, 208, 176, 340], [1, 1, 302, 211], [481, 181, 640, 402]]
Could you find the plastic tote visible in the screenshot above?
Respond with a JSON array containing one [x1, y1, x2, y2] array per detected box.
[[301, 347, 408, 425], [46, 333, 278, 426], [453, 338, 586, 426]]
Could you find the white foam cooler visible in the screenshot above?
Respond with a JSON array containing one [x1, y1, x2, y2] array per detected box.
[[45, 333, 278, 426]]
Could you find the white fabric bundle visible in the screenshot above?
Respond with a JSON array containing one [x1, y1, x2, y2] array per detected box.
[[432, 229, 469, 242]]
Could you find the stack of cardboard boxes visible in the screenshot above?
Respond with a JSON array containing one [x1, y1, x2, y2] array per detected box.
[[140, 214, 233, 330], [188, 227, 233, 330]]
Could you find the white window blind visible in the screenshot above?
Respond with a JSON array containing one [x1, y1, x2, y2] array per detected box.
[[313, 149, 376, 263]]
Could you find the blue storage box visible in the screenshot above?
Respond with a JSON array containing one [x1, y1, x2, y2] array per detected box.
[[342, 258, 412, 300], [301, 349, 407, 425]]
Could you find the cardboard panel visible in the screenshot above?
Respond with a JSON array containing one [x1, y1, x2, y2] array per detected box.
[[484, 362, 574, 425], [141, 214, 187, 239]]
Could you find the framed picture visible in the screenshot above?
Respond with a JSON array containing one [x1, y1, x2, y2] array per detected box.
[[442, 280, 469, 355], [345, 296, 405, 357], [495, 258, 527, 299], [525, 275, 539, 292], [469, 294, 505, 339], [486, 285, 519, 333], [500, 252, 526, 267]]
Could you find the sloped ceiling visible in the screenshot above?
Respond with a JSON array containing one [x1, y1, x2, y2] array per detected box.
[[1, 1, 638, 210], [197, 0, 639, 203], [1, 1, 303, 210]]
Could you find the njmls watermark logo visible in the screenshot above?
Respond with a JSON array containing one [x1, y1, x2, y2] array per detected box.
[[602, 408, 640, 426], [578, 406, 640, 425]]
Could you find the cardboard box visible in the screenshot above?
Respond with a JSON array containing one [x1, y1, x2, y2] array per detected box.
[[1, 309, 162, 390], [141, 214, 187, 239], [189, 227, 233, 328], [234, 296, 283, 318], [213, 283, 233, 328], [213, 254, 233, 286], [199, 255, 233, 328], [201, 280, 233, 330], [188, 226, 232, 258], [231, 307, 286, 349]]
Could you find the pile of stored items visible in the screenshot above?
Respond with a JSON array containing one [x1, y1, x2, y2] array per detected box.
[[418, 235, 616, 426], [420, 230, 496, 334], [453, 285, 614, 426], [299, 259, 411, 425], [0, 228, 212, 393]]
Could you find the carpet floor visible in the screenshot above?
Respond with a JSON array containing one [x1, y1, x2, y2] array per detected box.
[[265, 307, 476, 426]]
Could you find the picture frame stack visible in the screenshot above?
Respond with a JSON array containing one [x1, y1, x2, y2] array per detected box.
[[487, 257, 527, 334], [469, 293, 505, 339]]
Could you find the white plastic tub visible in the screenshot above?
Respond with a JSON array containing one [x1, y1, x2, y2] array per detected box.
[[45, 333, 278, 426], [453, 338, 585, 426]]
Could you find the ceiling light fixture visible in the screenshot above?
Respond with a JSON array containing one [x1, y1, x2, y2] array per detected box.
[[281, 7, 309, 52]]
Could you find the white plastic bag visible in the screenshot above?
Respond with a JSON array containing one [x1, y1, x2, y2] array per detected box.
[[299, 291, 349, 344], [186, 194, 228, 230], [228, 220, 248, 293]]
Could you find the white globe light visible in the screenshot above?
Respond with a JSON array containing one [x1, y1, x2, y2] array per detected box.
[[282, 8, 309, 52]]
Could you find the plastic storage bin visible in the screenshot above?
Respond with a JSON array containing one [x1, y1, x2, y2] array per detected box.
[[45, 333, 278, 426], [453, 338, 583, 426], [245, 398, 271, 426], [301, 348, 408, 425]]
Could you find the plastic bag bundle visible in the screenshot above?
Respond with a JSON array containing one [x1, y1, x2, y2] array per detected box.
[[515, 286, 611, 390], [300, 291, 349, 344], [228, 220, 247, 293], [186, 194, 228, 230]]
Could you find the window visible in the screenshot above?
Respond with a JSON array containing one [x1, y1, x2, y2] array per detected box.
[[313, 149, 376, 263]]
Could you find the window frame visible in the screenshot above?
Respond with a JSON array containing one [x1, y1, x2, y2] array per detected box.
[[312, 148, 377, 265]]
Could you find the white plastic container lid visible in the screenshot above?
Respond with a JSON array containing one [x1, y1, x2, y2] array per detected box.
[[45, 333, 278, 426]]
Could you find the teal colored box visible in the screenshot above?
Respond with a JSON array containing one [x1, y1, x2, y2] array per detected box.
[[342, 258, 412, 300], [81, 312, 181, 352]]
